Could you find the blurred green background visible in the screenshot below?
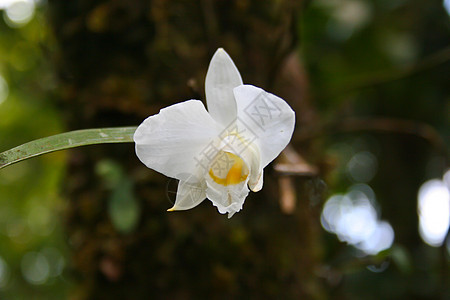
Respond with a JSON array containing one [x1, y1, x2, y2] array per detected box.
[[0, 0, 70, 299], [0, 0, 448, 299]]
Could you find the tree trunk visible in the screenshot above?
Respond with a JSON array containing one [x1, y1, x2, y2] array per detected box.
[[48, 0, 325, 298]]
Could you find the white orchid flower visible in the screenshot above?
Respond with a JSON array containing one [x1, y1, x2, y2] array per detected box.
[[134, 48, 295, 218]]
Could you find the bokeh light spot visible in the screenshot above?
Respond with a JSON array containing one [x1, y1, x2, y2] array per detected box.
[[359, 221, 395, 255], [41, 247, 65, 278], [444, 0, 450, 16], [418, 175, 450, 247], [347, 151, 378, 183], [3, 0, 35, 27], [21, 251, 50, 285], [321, 185, 394, 255], [350, 183, 376, 203], [381, 32, 418, 64], [331, 0, 371, 29], [317, 0, 372, 41]]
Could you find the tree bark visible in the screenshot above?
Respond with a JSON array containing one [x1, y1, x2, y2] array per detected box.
[[48, 0, 325, 298]]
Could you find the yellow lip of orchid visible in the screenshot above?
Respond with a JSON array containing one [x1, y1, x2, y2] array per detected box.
[[134, 48, 296, 218], [208, 151, 249, 186]]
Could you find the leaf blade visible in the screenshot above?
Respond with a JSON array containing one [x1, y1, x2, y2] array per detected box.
[[0, 127, 137, 170]]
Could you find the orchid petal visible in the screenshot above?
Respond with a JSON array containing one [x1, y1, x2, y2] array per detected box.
[[134, 100, 221, 181], [205, 48, 242, 127], [206, 178, 249, 218], [234, 84, 295, 168], [204, 149, 250, 218], [249, 169, 263, 192], [168, 179, 206, 211]]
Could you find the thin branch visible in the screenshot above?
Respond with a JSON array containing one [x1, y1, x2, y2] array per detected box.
[[274, 145, 318, 176], [295, 117, 448, 158]]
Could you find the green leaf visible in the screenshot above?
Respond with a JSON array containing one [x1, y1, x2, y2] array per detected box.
[[0, 127, 137, 170]]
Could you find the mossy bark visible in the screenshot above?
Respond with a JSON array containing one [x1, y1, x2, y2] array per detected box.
[[48, 0, 326, 298]]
